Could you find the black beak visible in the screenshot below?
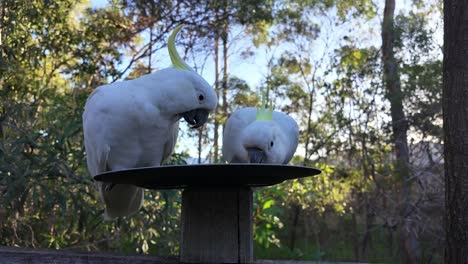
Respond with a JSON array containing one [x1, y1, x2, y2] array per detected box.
[[182, 109, 209, 129], [247, 147, 267, 163]]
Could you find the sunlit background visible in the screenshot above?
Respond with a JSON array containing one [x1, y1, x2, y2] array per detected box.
[[0, 0, 443, 263]]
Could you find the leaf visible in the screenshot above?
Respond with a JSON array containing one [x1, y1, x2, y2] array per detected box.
[[262, 199, 275, 210]]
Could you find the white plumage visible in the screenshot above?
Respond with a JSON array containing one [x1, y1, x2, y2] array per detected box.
[[83, 26, 217, 220], [222, 107, 299, 164]]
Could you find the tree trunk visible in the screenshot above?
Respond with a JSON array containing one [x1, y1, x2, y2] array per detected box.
[[0, 0, 4, 49], [381, 0, 419, 263], [351, 209, 360, 262], [361, 197, 373, 260], [303, 88, 315, 165], [0, 0, 7, 150], [197, 128, 203, 164], [213, 27, 220, 163], [221, 2, 229, 137], [444, 0, 468, 262], [359, 133, 372, 260], [148, 27, 153, 74], [288, 204, 300, 251], [387, 228, 394, 259], [147, 2, 154, 74]]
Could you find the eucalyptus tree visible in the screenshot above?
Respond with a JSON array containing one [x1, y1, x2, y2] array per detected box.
[[444, 0, 468, 262], [0, 0, 183, 253]]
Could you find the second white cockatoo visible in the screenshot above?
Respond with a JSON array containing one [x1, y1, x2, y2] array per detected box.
[[83, 25, 217, 220], [222, 96, 299, 164]]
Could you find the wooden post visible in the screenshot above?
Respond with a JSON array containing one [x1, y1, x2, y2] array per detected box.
[[180, 187, 253, 263]]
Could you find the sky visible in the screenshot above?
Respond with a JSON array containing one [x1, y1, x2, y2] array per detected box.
[[89, 0, 266, 88]]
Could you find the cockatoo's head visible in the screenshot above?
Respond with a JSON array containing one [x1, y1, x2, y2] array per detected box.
[[163, 25, 217, 128], [239, 118, 288, 164], [234, 94, 286, 164]]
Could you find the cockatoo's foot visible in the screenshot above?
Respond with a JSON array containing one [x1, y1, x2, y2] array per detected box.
[[103, 183, 116, 192]]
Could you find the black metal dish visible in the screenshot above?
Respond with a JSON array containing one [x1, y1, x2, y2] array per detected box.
[[93, 164, 321, 189]]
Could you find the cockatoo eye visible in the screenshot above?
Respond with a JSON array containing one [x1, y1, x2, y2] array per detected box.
[[198, 94, 204, 101], [270, 141, 274, 147]]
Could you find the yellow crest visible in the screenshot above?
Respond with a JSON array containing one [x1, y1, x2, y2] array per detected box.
[[168, 25, 191, 71], [256, 88, 273, 121]]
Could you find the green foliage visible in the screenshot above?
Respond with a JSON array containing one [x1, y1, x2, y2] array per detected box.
[[338, 46, 376, 73], [0, 0, 185, 254], [227, 77, 260, 111], [0, 0, 443, 262], [335, 0, 377, 20]]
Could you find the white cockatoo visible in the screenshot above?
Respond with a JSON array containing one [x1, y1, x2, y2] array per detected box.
[[222, 96, 299, 164], [83, 25, 217, 220]]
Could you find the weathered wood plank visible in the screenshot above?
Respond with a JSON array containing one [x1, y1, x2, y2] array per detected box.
[[0, 246, 368, 263], [0, 246, 178, 264], [256, 260, 369, 264], [238, 187, 253, 263], [180, 187, 253, 263]]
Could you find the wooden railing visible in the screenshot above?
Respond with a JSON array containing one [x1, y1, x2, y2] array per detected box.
[[0, 246, 365, 264]]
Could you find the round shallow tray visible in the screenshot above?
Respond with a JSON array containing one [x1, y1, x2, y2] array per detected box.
[[94, 164, 321, 189]]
